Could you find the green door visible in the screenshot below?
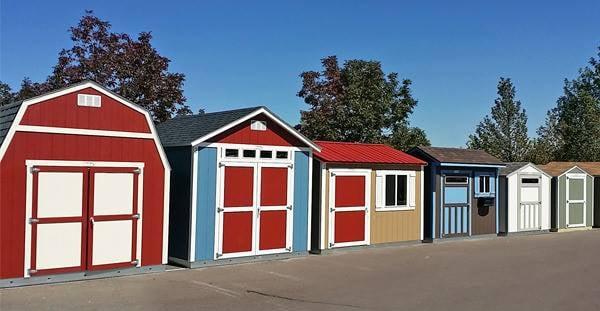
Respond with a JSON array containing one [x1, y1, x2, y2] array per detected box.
[[566, 175, 586, 227]]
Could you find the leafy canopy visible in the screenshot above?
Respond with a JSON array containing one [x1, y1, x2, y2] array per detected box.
[[0, 11, 190, 122], [533, 46, 600, 162], [297, 56, 429, 151]]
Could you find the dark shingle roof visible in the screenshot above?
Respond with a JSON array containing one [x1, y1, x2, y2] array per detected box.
[[0, 101, 23, 147], [156, 107, 263, 147], [412, 146, 504, 165], [500, 162, 531, 176]]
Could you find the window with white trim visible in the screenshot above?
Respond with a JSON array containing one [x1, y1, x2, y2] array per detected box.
[[77, 94, 101, 107], [479, 175, 490, 193], [376, 170, 416, 211], [250, 120, 267, 131]]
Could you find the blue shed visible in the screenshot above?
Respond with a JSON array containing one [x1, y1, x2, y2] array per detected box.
[[408, 147, 505, 240], [157, 107, 319, 267]]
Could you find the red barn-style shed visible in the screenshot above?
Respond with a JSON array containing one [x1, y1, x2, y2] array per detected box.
[[0, 81, 170, 286]]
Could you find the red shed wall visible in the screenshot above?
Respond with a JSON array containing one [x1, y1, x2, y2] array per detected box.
[[0, 132, 165, 278], [20, 87, 151, 133], [209, 114, 306, 147]]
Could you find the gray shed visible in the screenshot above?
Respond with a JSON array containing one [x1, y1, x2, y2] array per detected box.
[[539, 163, 596, 230]]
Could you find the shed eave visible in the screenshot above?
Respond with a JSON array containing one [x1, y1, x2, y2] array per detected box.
[[439, 162, 505, 168]]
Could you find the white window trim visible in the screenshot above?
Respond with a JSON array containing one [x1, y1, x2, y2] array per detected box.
[[376, 170, 416, 212], [478, 175, 492, 194]]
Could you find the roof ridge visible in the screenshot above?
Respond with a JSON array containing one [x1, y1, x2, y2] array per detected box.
[[315, 140, 388, 146]]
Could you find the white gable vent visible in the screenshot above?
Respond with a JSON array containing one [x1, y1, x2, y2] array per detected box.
[[250, 120, 267, 131], [77, 94, 101, 107]]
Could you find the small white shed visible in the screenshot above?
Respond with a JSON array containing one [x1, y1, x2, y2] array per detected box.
[[499, 162, 551, 234]]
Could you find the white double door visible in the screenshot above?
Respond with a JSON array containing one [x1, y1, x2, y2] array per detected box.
[[216, 162, 293, 259], [28, 166, 141, 276]]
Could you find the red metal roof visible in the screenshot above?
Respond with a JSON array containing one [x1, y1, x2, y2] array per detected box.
[[314, 141, 427, 165]]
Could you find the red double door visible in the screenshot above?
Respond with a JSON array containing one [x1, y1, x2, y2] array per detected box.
[[28, 166, 140, 276], [217, 162, 292, 258]]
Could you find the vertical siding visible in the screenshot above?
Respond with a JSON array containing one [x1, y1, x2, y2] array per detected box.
[[586, 175, 593, 227], [292, 151, 310, 252], [369, 170, 422, 244], [558, 175, 567, 228], [195, 147, 217, 261], [165, 146, 192, 261]]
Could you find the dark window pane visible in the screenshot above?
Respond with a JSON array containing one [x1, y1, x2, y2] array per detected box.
[[385, 175, 396, 206], [522, 178, 539, 184], [225, 149, 238, 157], [243, 150, 256, 158], [479, 176, 485, 192], [446, 176, 467, 184], [485, 176, 490, 192], [397, 175, 407, 205], [276, 151, 288, 159], [260, 150, 272, 158]]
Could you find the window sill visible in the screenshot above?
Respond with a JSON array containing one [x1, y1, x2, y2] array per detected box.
[[375, 206, 415, 212]]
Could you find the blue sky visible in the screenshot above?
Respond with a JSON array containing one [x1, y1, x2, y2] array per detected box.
[[1, 1, 599, 146]]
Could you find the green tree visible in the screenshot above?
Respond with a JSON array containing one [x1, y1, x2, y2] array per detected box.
[[7, 11, 190, 121], [535, 47, 600, 162], [467, 78, 531, 162], [298, 55, 429, 151], [0, 81, 15, 106]]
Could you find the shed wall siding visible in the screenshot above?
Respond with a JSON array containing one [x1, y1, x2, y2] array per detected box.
[[195, 147, 218, 260], [292, 151, 310, 252], [370, 170, 421, 244], [586, 175, 593, 227], [19, 87, 150, 133], [209, 114, 305, 147], [0, 132, 165, 278], [507, 174, 518, 233], [165, 146, 192, 261]]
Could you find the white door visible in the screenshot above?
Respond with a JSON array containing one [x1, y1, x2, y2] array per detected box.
[[518, 175, 541, 231], [88, 168, 141, 270], [30, 167, 87, 275], [328, 170, 370, 248], [566, 174, 586, 227]]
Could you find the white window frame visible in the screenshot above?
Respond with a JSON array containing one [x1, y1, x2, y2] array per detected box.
[[478, 175, 491, 194], [376, 170, 416, 212]]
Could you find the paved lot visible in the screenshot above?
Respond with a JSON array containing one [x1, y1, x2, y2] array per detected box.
[[2, 230, 600, 311]]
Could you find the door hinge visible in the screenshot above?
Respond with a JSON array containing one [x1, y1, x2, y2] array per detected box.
[[330, 207, 335, 212], [218, 162, 225, 168], [329, 242, 334, 247], [132, 213, 140, 219], [28, 269, 38, 275], [288, 164, 294, 169], [133, 168, 142, 174], [217, 207, 224, 213], [285, 247, 292, 252], [29, 218, 39, 224], [131, 260, 139, 265], [30, 167, 40, 173], [286, 205, 293, 210], [216, 253, 223, 258]]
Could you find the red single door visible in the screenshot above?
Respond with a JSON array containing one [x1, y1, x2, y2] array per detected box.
[[218, 164, 255, 257], [329, 172, 369, 248], [258, 165, 291, 253], [87, 167, 140, 271], [29, 167, 89, 276]]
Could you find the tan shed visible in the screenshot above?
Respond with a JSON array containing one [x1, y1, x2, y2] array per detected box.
[[309, 141, 427, 252]]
